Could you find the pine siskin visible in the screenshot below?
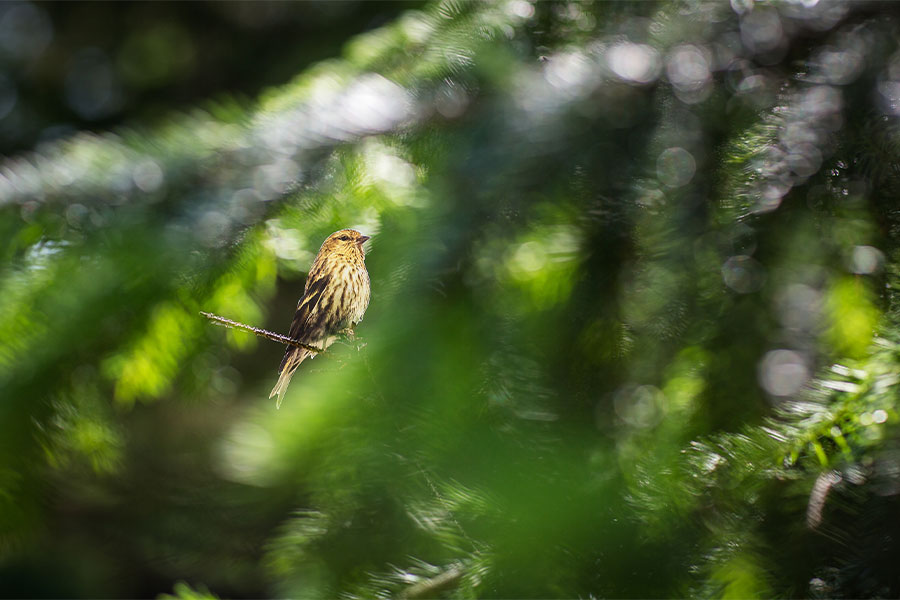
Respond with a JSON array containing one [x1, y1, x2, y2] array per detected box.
[[269, 228, 371, 407]]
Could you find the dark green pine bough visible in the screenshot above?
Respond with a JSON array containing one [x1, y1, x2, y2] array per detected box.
[[2, 0, 900, 598]]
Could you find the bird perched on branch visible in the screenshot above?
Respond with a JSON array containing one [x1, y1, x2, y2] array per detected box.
[[270, 228, 371, 407]]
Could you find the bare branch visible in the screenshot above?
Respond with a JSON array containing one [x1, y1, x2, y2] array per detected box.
[[200, 311, 324, 354]]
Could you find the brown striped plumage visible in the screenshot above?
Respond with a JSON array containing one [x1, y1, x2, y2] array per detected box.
[[269, 228, 371, 406]]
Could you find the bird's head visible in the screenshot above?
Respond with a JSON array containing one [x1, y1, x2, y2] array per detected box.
[[320, 229, 370, 260]]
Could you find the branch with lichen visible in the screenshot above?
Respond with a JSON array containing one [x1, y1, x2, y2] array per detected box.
[[200, 311, 324, 354]]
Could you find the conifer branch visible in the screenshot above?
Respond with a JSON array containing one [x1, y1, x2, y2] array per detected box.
[[806, 470, 841, 529], [397, 564, 463, 599], [200, 311, 324, 354]]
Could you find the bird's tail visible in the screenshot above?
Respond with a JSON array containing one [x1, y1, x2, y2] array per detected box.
[[269, 349, 310, 409]]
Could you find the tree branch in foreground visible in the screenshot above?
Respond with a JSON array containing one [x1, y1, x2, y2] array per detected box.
[[397, 565, 463, 599], [200, 311, 324, 354]]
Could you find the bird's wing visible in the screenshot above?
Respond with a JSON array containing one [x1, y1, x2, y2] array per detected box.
[[278, 272, 331, 373]]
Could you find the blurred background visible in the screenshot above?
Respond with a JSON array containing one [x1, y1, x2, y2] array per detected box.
[[2, 0, 900, 597]]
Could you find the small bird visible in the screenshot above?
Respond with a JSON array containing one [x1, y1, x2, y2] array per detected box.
[[270, 228, 371, 407]]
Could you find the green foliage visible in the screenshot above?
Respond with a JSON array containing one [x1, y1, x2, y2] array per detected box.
[[3, 0, 900, 598], [160, 582, 219, 600]]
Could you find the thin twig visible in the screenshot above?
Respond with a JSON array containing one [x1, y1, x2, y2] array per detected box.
[[200, 311, 324, 354]]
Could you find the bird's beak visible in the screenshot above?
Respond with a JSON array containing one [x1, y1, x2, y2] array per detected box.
[[357, 235, 370, 245]]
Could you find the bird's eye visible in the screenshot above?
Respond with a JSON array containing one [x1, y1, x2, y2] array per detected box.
[[339, 235, 349, 241]]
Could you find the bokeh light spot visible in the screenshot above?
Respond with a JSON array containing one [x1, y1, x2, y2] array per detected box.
[[614, 385, 667, 428], [132, 159, 165, 193], [849, 245, 883, 275], [65, 48, 124, 120], [776, 283, 822, 330], [607, 42, 661, 84], [506, 0, 535, 20], [722, 255, 764, 293], [759, 349, 809, 397], [544, 51, 595, 97], [0, 1, 52, 61], [510, 241, 547, 274], [656, 147, 696, 188], [740, 8, 784, 54], [666, 45, 711, 103]]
